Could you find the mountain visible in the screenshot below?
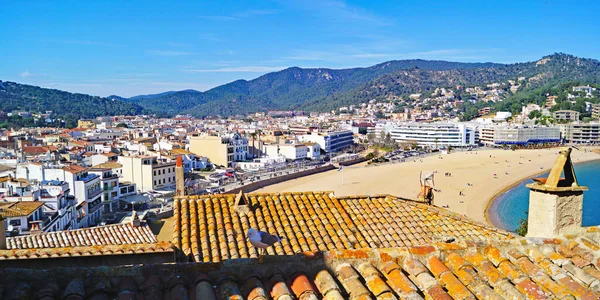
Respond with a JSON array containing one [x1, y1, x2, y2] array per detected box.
[[130, 60, 505, 117], [0, 81, 143, 122], [128, 53, 600, 117], [3, 53, 600, 123]]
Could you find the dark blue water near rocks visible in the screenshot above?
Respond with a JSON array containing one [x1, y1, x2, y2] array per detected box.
[[489, 160, 600, 232]]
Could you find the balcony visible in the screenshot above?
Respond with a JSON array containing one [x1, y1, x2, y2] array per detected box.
[[87, 188, 102, 200]]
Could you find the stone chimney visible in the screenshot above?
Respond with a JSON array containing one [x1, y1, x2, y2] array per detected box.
[[526, 148, 588, 238], [0, 215, 6, 250], [175, 156, 185, 197], [130, 210, 141, 227], [29, 220, 43, 235]]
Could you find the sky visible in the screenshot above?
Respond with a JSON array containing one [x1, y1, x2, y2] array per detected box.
[[2, 0, 599, 97]]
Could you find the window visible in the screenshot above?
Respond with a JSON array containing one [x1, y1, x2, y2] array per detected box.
[[153, 171, 156, 176], [10, 219, 21, 226], [154, 180, 157, 186]]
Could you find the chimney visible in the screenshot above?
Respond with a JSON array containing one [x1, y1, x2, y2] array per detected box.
[[130, 210, 141, 227], [29, 220, 43, 235], [0, 215, 6, 249], [233, 191, 250, 215], [175, 156, 185, 197], [526, 148, 588, 238]]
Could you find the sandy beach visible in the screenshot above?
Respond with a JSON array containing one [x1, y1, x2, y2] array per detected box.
[[261, 147, 600, 225]]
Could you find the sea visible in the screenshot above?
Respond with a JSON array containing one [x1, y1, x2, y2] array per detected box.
[[488, 159, 600, 232]]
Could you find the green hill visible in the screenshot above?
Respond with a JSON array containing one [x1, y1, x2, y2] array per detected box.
[[0, 81, 142, 125]]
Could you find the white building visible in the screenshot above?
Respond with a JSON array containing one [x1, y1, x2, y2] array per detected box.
[[389, 123, 476, 148], [559, 123, 600, 144], [118, 155, 176, 192], [232, 156, 287, 171], [88, 167, 120, 213], [298, 130, 354, 153], [263, 143, 308, 161], [480, 125, 561, 146]]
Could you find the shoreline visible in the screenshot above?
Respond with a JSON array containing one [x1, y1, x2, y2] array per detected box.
[[485, 157, 600, 231]]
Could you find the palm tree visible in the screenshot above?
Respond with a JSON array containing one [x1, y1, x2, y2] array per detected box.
[[256, 129, 262, 158], [249, 132, 257, 158]]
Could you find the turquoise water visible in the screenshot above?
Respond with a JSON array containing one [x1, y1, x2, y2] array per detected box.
[[488, 160, 600, 232]]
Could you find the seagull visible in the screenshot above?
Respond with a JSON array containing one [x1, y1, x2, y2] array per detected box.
[[247, 228, 283, 258]]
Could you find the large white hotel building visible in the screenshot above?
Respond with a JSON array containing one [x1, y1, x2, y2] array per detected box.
[[388, 123, 476, 147]]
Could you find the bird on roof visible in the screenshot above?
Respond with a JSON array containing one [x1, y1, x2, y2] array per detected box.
[[247, 228, 283, 259]]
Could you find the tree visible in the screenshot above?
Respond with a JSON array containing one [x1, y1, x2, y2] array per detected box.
[[116, 122, 128, 128], [516, 216, 528, 236], [528, 110, 542, 120]]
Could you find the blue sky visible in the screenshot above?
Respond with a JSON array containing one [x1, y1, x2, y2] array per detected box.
[[1, 0, 599, 97]]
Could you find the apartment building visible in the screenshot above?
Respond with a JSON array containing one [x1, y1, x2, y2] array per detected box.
[[389, 123, 475, 148], [88, 168, 119, 212], [42, 165, 103, 227], [118, 156, 176, 192], [263, 143, 308, 161], [476, 124, 561, 146], [553, 110, 580, 122], [188, 133, 248, 167], [592, 104, 600, 120], [559, 123, 600, 144], [297, 130, 353, 153]]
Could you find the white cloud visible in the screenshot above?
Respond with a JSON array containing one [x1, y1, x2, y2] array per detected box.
[[148, 50, 192, 56], [20, 71, 33, 78], [183, 66, 286, 73], [232, 9, 280, 18], [199, 9, 279, 21]]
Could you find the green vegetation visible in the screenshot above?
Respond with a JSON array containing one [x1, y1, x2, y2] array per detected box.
[[516, 217, 528, 236], [3, 53, 600, 122], [0, 81, 142, 127]]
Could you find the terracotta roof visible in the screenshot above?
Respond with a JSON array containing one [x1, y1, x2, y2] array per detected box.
[[2, 238, 600, 299], [0, 201, 44, 218], [0, 242, 173, 261], [170, 148, 193, 155], [62, 164, 87, 174], [21, 146, 49, 154], [173, 192, 512, 262], [6, 223, 158, 250], [93, 161, 123, 169]]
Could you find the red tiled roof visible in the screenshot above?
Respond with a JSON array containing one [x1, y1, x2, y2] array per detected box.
[[6, 223, 158, 249], [62, 165, 87, 174], [2, 238, 600, 298], [173, 192, 512, 263], [21, 146, 49, 154]]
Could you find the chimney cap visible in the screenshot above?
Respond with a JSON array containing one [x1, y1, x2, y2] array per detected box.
[[527, 147, 588, 192]]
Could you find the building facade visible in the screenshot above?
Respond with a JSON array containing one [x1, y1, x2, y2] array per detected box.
[[119, 156, 176, 192], [389, 123, 475, 148], [298, 130, 353, 153], [559, 123, 600, 144], [482, 125, 560, 145], [553, 110, 580, 122], [189, 133, 248, 167]]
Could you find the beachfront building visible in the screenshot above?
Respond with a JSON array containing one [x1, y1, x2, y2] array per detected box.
[[188, 133, 249, 167], [553, 110, 580, 122], [478, 125, 560, 146], [263, 143, 308, 161], [559, 123, 600, 144], [297, 130, 353, 153], [388, 123, 475, 148]]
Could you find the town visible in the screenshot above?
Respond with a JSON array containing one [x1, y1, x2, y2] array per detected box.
[[1, 82, 599, 236]]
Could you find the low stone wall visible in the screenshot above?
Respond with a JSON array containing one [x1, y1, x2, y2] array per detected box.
[[229, 164, 336, 194], [339, 157, 367, 166]]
